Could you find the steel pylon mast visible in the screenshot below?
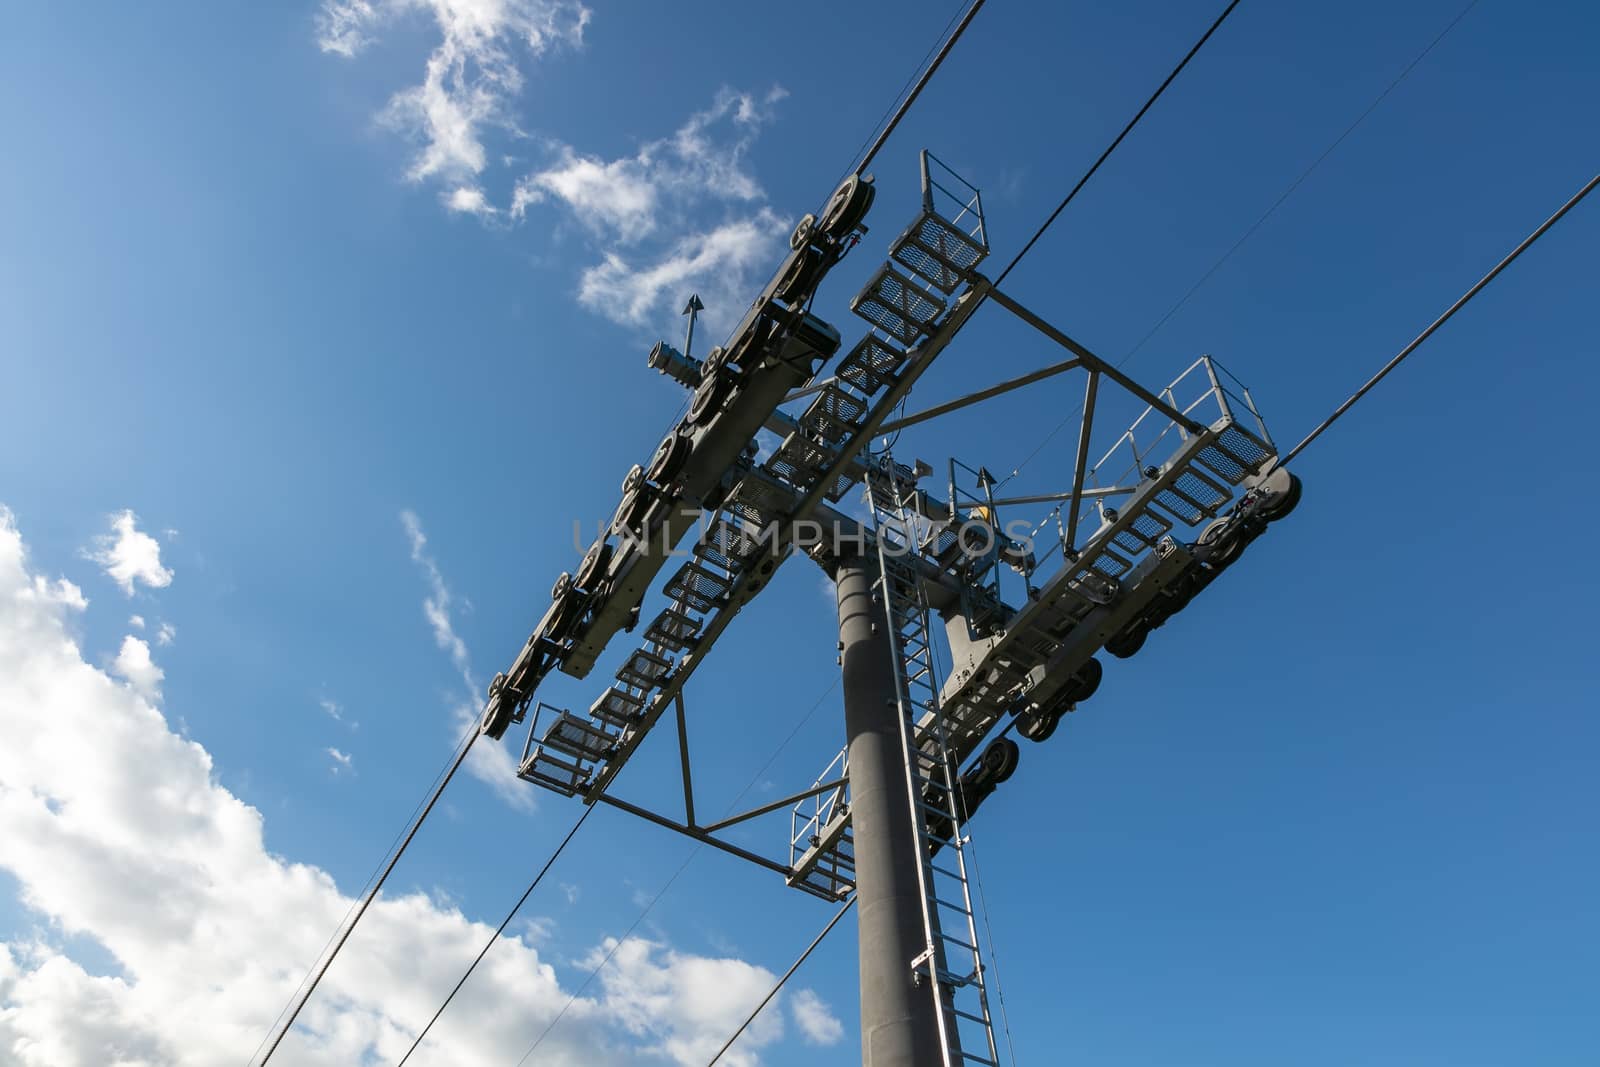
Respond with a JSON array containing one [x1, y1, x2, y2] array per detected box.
[[472, 151, 1299, 1065]]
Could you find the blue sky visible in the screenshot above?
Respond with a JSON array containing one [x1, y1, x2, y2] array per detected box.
[[1, 0, 1597, 1064]]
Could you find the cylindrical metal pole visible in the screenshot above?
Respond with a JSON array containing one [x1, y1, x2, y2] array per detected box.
[[835, 554, 944, 1067]]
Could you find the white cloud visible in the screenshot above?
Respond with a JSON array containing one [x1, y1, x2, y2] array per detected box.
[[318, 0, 591, 182], [129, 614, 145, 630], [594, 937, 785, 1067], [514, 87, 790, 333], [320, 697, 346, 723], [445, 184, 496, 216], [110, 635, 163, 703], [86, 510, 172, 596], [514, 150, 659, 240], [326, 747, 354, 774], [577, 209, 784, 329], [0, 506, 805, 1066], [319, 2, 793, 338], [400, 509, 530, 810], [789, 988, 844, 1046], [514, 86, 785, 243], [156, 622, 176, 647]]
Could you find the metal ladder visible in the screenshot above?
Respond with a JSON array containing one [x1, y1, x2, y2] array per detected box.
[[868, 465, 1001, 1067]]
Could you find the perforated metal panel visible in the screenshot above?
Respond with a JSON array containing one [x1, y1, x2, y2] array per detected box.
[[644, 606, 700, 654], [663, 561, 730, 614], [590, 687, 644, 727], [837, 334, 907, 396], [617, 647, 672, 690], [1198, 423, 1273, 483], [890, 210, 988, 295], [800, 385, 869, 444], [850, 263, 947, 345]]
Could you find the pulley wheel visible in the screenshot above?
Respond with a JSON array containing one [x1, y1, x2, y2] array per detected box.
[[646, 432, 692, 485], [1199, 517, 1246, 568], [820, 174, 875, 238], [790, 212, 817, 250], [1104, 624, 1147, 660], [576, 540, 612, 591], [1059, 656, 1103, 704], [981, 737, 1020, 783], [773, 245, 826, 305], [550, 571, 572, 602], [1259, 468, 1303, 523], [1018, 709, 1061, 743], [621, 463, 645, 496], [688, 367, 733, 425]]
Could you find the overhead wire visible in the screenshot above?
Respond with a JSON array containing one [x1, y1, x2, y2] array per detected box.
[[246, 717, 482, 1066], [990, 0, 1243, 289], [509, 678, 842, 1065], [704, 899, 857, 1067], [996, 0, 1481, 487], [840, 0, 973, 185], [253, 723, 481, 1065], [393, 804, 597, 1065], [1279, 171, 1598, 468], [856, 0, 988, 177], [386, 3, 996, 1054], [961, 829, 1018, 1066], [395, 666, 815, 1064]]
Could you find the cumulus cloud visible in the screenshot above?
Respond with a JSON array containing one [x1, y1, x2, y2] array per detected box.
[[317, 0, 590, 182], [789, 987, 844, 1046], [86, 510, 172, 596], [110, 635, 163, 703], [156, 622, 176, 647], [594, 937, 784, 1067], [0, 507, 805, 1065], [129, 614, 145, 630], [400, 509, 530, 810]]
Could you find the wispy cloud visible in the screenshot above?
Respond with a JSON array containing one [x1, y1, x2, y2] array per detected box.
[[317, 0, 591, 183], [155, 622, 176, 647], [576, 209, 784, 329], [400, 509, 531, 811], [318, 7, 791, 338], [86, 511, 172, 596], [326, 747, 354, 774]]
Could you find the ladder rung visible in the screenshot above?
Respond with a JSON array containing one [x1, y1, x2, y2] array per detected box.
[[936, 931, 977, 952], [950, 1006, 991, 1026]]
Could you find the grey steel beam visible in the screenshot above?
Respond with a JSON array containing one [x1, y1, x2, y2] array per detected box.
[[1065, 370, 1099, 548], [875, 355, 1082, 435], [590, 793, 793, 879], [984, 486, 1131, 508], [701, 777, 849, 835], [987, 286, 1205, 433], [673, 693, 695, 829]]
